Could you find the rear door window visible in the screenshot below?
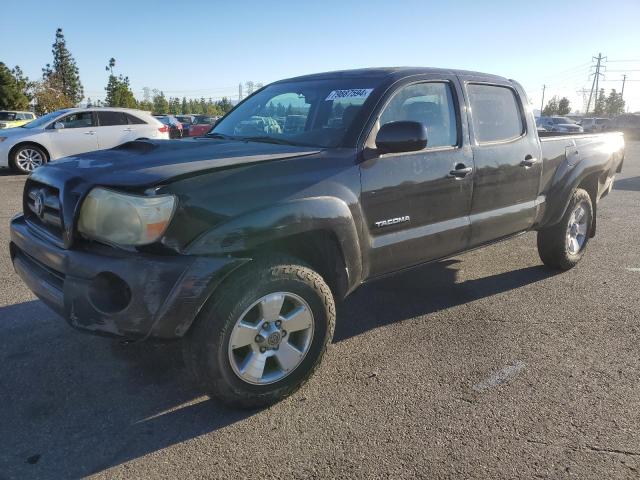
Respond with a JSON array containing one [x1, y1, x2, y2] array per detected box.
[[467, 84, 524, 143], [98, 111, 128, 126]]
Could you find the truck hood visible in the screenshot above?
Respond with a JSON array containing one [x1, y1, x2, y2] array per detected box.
[[42, 138, 322, 187]]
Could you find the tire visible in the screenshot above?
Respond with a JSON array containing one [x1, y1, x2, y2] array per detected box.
[[11, 143, 48, 174], [537, 188, 593, 270], [183, 255, 336, 408]]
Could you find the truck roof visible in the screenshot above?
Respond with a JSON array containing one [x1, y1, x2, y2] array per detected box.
[[274, 67, 509, 84]]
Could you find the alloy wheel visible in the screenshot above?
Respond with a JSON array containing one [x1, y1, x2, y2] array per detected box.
[[228, 292, 314, 385]]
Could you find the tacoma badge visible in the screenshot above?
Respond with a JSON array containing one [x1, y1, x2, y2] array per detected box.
[[375, 216, 410, 228]]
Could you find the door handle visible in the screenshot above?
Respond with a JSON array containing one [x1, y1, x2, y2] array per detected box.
[[448, 165, 473, 179], [84, 131, 96, 135], [124, 128, 133, 132], [521, 155, 538, 167]]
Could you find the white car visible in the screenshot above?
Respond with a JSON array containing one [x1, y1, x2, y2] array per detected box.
[[0, 108, 170, 174]]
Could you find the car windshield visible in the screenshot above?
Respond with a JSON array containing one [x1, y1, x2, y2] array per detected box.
[[22, 110, 69, 129], [552, 117, 572, 124], [210, 79, 380, 147], [0, 112, 17, 121]]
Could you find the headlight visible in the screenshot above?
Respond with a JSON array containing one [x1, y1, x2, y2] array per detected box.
[[78, 188, 176, 246], [0, 124, 7, 129]]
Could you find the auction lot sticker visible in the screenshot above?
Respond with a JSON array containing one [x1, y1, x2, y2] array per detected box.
[[325, 89, 373, 101]]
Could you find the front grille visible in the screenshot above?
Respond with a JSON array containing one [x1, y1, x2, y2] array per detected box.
[[24, 180, 64, 242]]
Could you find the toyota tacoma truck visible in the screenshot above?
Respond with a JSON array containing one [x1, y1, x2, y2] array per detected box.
[[9, 68, 625, 407]]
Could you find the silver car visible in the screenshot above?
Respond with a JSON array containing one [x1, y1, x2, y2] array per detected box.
[[536, 116, 584, 133]]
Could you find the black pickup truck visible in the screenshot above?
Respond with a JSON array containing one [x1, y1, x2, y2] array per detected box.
[[10, 68, 625, 407]]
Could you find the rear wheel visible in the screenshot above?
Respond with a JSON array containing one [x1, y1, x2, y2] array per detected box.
[[537, 188, 593, 270], [183, 255, 335, 408], [11, 144, 48, 174]]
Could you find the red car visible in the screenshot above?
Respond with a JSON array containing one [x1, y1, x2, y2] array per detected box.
[[154, 115, 183, 139], [188, 115, 218, 136]]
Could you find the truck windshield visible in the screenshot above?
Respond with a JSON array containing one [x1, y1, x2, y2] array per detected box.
[[210, 79, 379, 147]]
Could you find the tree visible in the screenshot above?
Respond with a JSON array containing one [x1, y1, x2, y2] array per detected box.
[[557, 97, 570, 115], [138, 100, 153, 112], [217, 97, 233, 114], [104, 58, 137, 108], [105, 75, 137, 108], [106, 57, 115, 75], [182, 97, 188, 114], [32, 77, 73, 115], [152, 91, 169, 114], [594, 88, 606, 115], [542, 96, 559, 116], [43, 28, 83, 105], [605, 89, 625, 117], [0, 62, 30, 110], [168, 97, 181, 114]]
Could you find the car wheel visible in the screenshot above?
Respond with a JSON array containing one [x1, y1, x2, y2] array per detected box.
[[11, 144, 48, 174], [537, 188, 593, 270], [183, 255, 336, 408]]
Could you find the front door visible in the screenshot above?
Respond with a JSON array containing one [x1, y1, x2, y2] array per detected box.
[[360, 78, 474, 277], [462, 81, 542, 246], [46, 111, 98, 158]]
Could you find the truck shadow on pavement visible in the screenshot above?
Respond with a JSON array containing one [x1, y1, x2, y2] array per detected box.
[[0, 260, 556, 478], [335, 260, 556, 342], [613, 175, 640, 192]]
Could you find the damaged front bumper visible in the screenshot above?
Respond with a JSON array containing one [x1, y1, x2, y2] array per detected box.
[[10, 214, 248, 340]]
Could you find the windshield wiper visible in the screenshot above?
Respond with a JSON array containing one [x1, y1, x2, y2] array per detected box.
[[240, 136, 299, 146], [206, 132, 234, 140]]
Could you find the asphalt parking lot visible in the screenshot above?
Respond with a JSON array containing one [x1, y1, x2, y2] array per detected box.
[[0, 143, 639, 479]]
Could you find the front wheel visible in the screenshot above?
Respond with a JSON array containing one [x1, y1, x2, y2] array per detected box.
[[11, 144, 48, 174], [537, 188, 593, 270], [183, 256, 336, 408]]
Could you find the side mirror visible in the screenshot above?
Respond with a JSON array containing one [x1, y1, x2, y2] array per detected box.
[[375, 121, 427, 154], [53, 121, 65, 130]]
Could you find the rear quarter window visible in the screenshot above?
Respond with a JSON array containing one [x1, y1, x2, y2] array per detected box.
[[468, 84, 524, 143], [126, 113, 147, 125]]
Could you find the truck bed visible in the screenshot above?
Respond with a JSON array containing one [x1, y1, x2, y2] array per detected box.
[[536, 131, 625, 228]]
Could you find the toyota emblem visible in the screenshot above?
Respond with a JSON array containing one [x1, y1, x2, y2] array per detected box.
[[34, 192, 45, 218]]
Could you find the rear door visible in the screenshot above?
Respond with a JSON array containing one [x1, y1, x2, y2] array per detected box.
[[96, 110, 133, 148], [461, 79, 542, 246], [359, 75, 474, 277], [124, 112, 152, 139]]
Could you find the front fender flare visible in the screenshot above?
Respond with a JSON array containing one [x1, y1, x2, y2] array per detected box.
[[186, 196, 363, 289]]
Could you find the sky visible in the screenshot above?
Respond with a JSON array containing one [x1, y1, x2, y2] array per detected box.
[[2, 0, 640, 113]]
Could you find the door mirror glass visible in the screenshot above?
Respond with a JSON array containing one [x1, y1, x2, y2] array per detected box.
[[53, 121, 65, 130], [375, 121, 427, 154]]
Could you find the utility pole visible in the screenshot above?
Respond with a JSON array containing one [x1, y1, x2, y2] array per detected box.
[[576, 88, 590, 113], [621, 74, 627, 99], [585, 53, 606, 114], [238, 83, 243, 101], [540, 85, 546, 115]]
